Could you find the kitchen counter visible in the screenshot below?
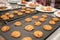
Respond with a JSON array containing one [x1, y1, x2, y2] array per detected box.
[[46, 27, 60, 40]]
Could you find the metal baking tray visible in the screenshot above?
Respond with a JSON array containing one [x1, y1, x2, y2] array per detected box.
[[0, 8, 36, 23], [0, 13, 60, 40]]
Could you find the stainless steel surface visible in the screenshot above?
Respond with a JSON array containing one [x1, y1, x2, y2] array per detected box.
[[46, 28, 60, 40]]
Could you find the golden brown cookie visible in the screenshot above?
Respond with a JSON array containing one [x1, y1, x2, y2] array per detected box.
[[17, 12, 23, 16], [32, 15, 38, 19], [11, 31, 21, 38], [46, 6, 52, 12], [29, 3, 37, 7], [2, 17, 9, 21], [34, 21, 41, 26], [41, 14, 47, 18], [49, 20, 56, 25], [20, 9, 25, 13], [21, 6, 26, 9], [43, 25, 52, 31], [52, 17, 59, 22], [34, 30, 43, 38], [25, 25, 34, 31], [22, 37, 32, 40], [1, 15, 9, 21], [5, 12, 10, 16], [14, 11, 19, 14], [8, 14, 14, 18], [1, 26, 10, 32], [0, 6, 7, 10], [25, 18, 32, 22], [39, 18, 46, 22], [30, 9, 35, 12], [25, 11, 31, 14], [26, 8, 31, 11], [1, 15, 7, 18], [14, 21, 22, 26]]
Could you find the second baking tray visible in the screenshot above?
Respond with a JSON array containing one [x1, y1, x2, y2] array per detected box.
[[0, 13, 60, 40], [0, 8, 36, 23]]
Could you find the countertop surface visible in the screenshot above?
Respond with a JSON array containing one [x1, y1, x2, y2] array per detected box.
[[46, 27, 60, 40]]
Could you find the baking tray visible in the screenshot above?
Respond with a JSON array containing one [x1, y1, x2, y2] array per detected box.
[[0, 13, 60, 40], [0, 8, 36, 23]]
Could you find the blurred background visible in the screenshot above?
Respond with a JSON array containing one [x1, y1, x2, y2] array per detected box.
[[6, 0, 60, 9]]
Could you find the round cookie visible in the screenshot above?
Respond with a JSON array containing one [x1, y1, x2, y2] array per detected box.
[[14, 21, 22, 26], [1, 26, 10, 32], [5, 12, 10, 16], [30, 9, 35, 12], [26, 8, 31, 11], [34, 21, 41, 26], [52, 17, 59, 22], [1, 15, 6, 18], [46, 6, 52, 12], [21, 6, 26, 9], [34, 30, 43, 38], [22, 37, 32, 40], [41, 14, 47, 18], [25, 11, 31, 14], [14, 11, 19, 14], [25, 25, 34, 31], [20, 9, 25, 13], [2, 17, 9, 21], [17, 12, 23, 16], [11, 31, 21, 38], [43, 25, 52, 31], [32, 15, 38, 19], [8, 14, 14, 18], [49, 20, 56, 25], [39, 18, 46, 22], [1, 15, 9, 21], [25, 18, 32, 22]]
